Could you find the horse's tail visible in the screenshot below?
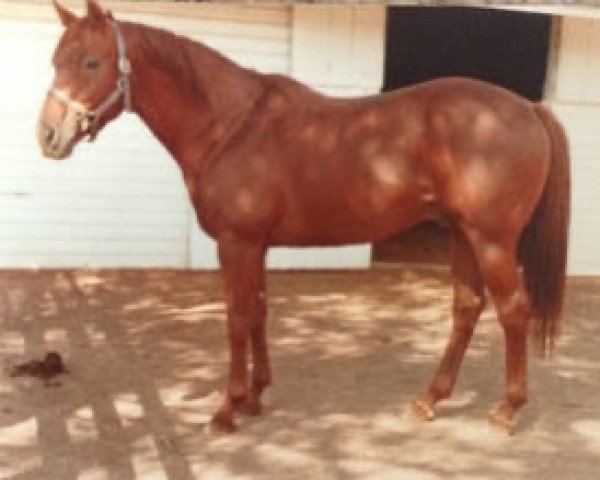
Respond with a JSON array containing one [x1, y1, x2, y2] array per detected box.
[[519, 103, 571, 357]]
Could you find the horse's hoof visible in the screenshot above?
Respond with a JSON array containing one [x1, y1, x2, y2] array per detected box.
[[488, 409, 516, 435], [404, 399, 435, 422], [209, 412, 237, 433]]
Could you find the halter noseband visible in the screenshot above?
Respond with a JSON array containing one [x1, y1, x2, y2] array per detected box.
[[49, 18, 132, 142]]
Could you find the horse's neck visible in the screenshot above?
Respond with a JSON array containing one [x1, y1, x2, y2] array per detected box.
[[124, 22, 264, 164]]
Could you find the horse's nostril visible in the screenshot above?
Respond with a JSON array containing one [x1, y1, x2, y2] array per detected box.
[[42, 124, 58, 149]]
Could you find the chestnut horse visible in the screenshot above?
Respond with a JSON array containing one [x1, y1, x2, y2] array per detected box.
[[38, 1, 570, 434]]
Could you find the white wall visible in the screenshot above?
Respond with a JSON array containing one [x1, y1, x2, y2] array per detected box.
[[8, 3, 594, 274], [291, 4, 386, 97], [0, 2, 386, 269], [0, 17, 190, 268], [547, 16, 600, 275]]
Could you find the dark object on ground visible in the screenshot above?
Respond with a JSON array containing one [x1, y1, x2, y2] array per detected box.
[[10, 352, 68, 380]]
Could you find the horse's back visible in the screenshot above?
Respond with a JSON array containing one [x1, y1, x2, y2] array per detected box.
[[202, 75, 551, 246]]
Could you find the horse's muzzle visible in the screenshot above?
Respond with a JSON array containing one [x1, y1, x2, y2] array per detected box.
[[36, 119, 76, 160]]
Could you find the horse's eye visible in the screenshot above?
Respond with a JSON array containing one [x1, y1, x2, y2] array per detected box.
[[84, 57, 100, 71]]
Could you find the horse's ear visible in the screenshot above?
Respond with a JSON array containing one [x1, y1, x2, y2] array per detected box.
[[86, 0, 107, 25], [53, 0, 77, 27]]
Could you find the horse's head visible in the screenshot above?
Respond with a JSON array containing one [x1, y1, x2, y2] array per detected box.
[[37, 0, 131, 159]]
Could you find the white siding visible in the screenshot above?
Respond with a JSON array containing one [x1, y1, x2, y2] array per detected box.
[[548, 103, 600, 275], [291, 4, 386, 97], [554, 17, 600, 104], [0, 3, 291, 269], [1, 2, 388, 270], [120, 5, 291, 75], [5, 4, 600, 274], [0, 18, 188, 268], [548, 17, 600, 274]]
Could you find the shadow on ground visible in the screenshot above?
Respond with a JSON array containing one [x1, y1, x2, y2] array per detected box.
[[0, 268, 598, 479]]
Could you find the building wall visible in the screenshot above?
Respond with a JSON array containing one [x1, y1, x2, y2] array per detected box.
[[0, 15, 190, 268], [1, 2, 597, 273], [547, 16, 600, 274], [0, 2, 384, 269]]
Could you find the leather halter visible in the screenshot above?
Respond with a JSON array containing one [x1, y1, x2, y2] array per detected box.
[[49, 18, 132, 141]]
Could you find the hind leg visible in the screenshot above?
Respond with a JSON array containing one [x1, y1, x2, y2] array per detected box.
[[407, 229, 485, 420], [470, 236, 530, 434]]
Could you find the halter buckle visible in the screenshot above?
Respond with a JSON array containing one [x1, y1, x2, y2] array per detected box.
[[118, 57, 131, 76], [79, 112, 96, 134]]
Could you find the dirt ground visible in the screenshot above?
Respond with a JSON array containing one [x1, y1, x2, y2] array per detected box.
[[0, 267, 599, 480]]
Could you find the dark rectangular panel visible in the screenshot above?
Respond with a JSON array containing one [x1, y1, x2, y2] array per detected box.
[[384, 7, 551, 100]]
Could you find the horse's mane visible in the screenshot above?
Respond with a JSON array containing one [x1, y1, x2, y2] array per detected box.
[[127, 21, 244, 100]]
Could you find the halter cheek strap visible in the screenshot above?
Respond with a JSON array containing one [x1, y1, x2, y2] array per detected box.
[[49, 18, 132, 142], [114, 18, 132, 111]]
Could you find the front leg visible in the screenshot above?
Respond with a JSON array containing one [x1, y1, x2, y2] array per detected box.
[[211, 233, 268, 432]]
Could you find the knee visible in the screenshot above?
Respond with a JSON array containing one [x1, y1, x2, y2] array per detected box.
[[453, 286, 485, 323], [498, 290, 531, 330]]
